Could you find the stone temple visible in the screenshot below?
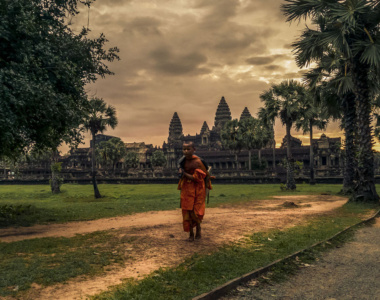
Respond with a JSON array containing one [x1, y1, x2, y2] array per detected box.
[[1, 96, 350, 182], [161, 96, 343, 179]]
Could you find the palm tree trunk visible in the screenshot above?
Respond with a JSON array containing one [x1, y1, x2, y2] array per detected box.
[[91, 132, 101, 198], [342, 92, 356, 194], [286, 123, 296, 190], [350, 62, 379, 202], [309, 120, 315, 185]]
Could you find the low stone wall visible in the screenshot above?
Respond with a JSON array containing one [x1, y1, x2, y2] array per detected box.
[[0, 176, 345, 185]]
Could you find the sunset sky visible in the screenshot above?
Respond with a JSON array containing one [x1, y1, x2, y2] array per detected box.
[[70, 0, 346, 151]]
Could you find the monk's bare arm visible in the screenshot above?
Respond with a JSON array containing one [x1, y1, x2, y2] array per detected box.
[[182, 171, 194, 180]]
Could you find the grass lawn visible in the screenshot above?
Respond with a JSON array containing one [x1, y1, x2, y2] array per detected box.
[[0, 183, 343, 227], [0, 183, 379, 298], [0, 231, 127, 297]]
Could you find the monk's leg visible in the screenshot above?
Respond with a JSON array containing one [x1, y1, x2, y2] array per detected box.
[[195, 223, 201, 239], [189, 225, 195, 241]]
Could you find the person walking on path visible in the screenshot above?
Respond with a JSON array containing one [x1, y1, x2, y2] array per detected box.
[[178, 142, 213, 241]]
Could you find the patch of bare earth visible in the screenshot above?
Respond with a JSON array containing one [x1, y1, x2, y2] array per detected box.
[[1, 195, 347, 300]]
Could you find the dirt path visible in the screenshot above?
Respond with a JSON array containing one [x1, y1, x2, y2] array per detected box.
[[223, 216, 380, 300], [1, 195, 347, 300]]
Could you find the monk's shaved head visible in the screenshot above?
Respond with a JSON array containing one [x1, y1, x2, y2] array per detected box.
[[183, 141, 195, 149]]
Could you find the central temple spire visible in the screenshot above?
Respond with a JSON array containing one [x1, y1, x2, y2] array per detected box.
[[168, 112, 183, 144], [214, 96, 231, 130]]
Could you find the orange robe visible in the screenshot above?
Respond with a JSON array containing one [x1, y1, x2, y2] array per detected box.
[[177, 155, 212, 232]]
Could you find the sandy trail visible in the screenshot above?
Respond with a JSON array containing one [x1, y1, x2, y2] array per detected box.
[[1, 195, 347, 300]]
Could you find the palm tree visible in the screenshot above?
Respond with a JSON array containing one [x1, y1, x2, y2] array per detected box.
[[306, 63, 358, 193], [261, 80, 305, 190], [302, 43, 362, 193], [258, 105, 279, 173], [84, 98, 118, 198], [282, 0, 380, 202], [295, 89, 328, 184]]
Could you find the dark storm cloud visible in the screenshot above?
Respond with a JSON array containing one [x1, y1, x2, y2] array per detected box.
[[149, 46, 210, 76], [263, 65, 286, 72], [246, 54, 289, 65], [124, 17, 162, 36], [214, 31, 257, 52]]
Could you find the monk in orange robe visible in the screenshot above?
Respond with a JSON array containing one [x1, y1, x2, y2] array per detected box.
[[178, 142, 212, 241]]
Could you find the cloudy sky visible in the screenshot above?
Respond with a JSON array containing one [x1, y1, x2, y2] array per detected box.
[[70, 0, 345, 150]]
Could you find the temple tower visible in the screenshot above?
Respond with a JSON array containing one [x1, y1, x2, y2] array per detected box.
[[168, 112, 183, 144], [214, 96, 232, 130], [200, 121, 210, 145], [240, 107, 252, 121]]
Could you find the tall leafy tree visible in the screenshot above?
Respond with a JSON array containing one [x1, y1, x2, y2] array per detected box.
[[261, 80, 306, 190], [220, 119, 243, 169], [84, 98, 118, 198], [151, 150, 167, 168], [124, 152, 139, 169], [282, 0, 380, 202], [0, 0, 119, 159], [238, 117, 272, 171], [97, 137, 126, 175], [295, 89, 328, 184]]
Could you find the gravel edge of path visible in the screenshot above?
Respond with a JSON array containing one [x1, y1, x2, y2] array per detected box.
[[193, 208, 380, 300]]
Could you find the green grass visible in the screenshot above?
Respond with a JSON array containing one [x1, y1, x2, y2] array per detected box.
[[0, 183, 344, 227], [0, 230, 129, 297], [0, 184, 378, 298], [91, 203, 378, 300]]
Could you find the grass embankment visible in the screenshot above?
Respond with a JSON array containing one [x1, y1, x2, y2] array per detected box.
[[92, 203, 378, 300], [0, 183, 342, 227]]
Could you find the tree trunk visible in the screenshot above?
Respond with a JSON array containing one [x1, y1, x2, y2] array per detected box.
[[3, 160, 6, 178], [258, 149, 262, 167], [248, 150, 251, 171], [51, 169, 61, 194], [286, 123, 296, 190], [350, 62, 379, 202], [50, 151, 61, 194], [91, 132, 102, 198], [342, 92, 356, 194], [272, 122, 276, 173], [309, 119, 315, 185]]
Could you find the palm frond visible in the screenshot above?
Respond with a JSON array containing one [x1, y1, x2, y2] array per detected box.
[[358, 41, 380, 68], [281, 0, 338, 23]]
